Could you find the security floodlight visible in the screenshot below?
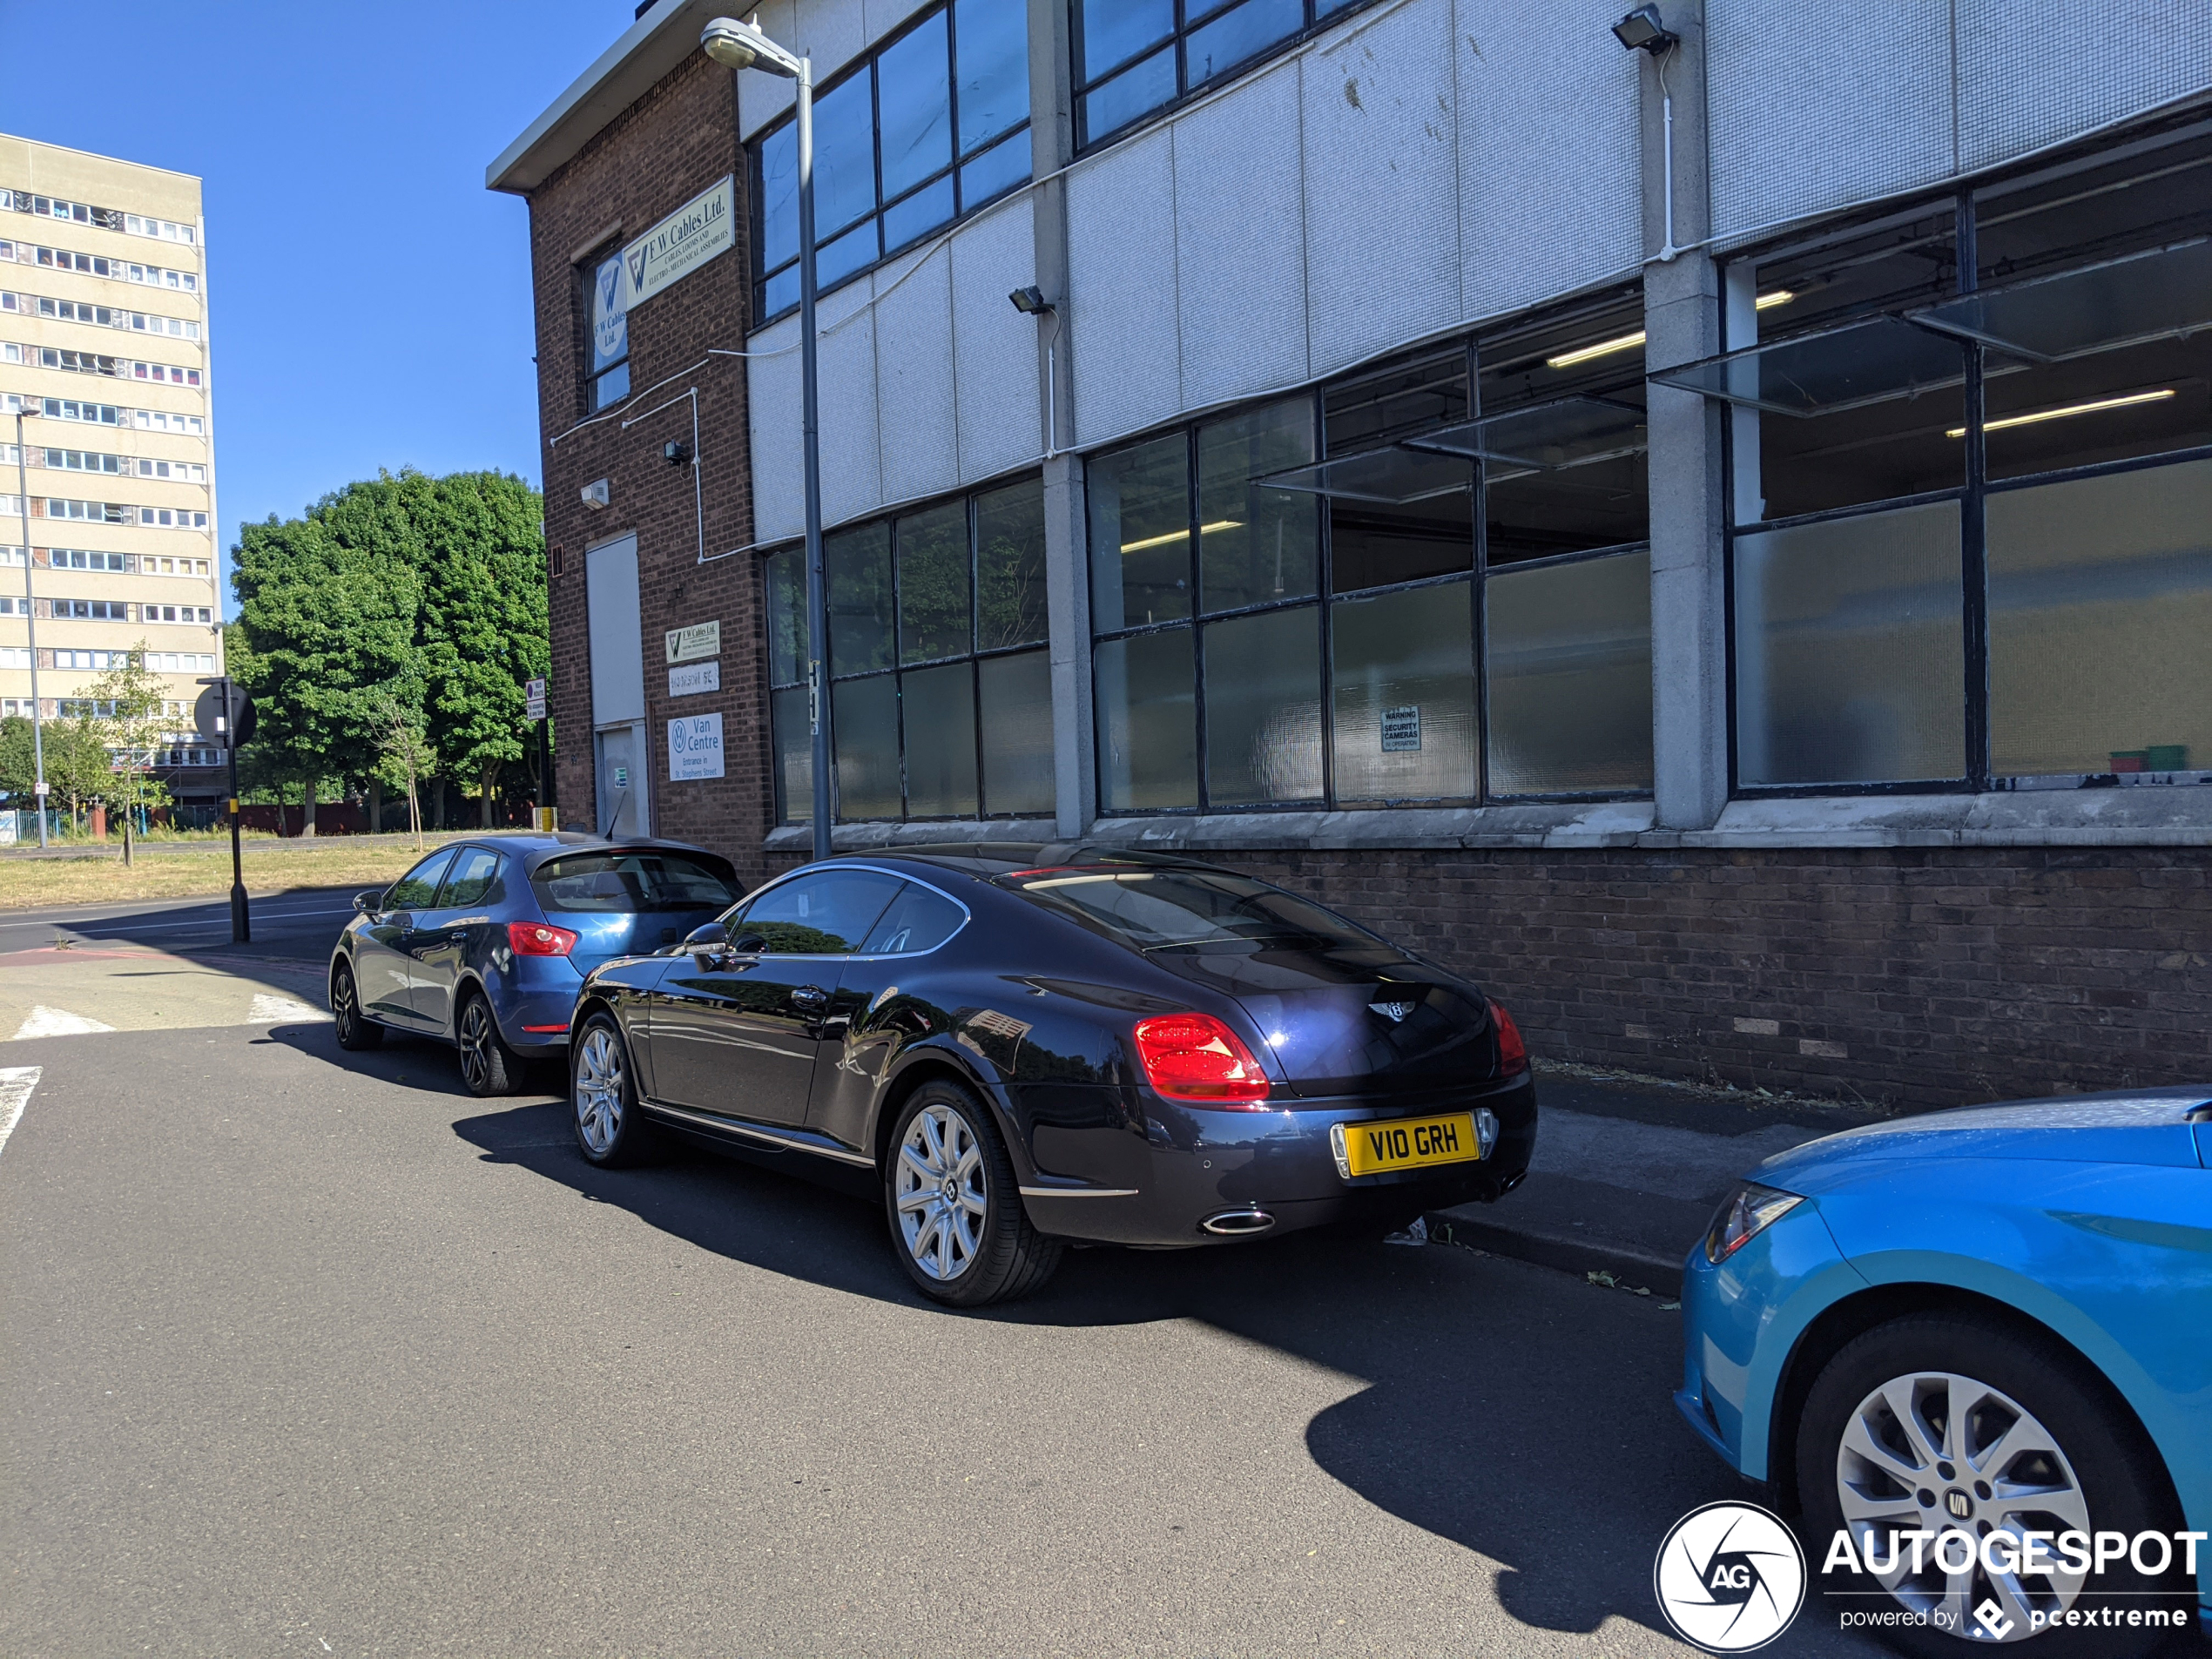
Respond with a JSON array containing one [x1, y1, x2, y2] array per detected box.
[[1611, 5, 1676, 52], [664, 439, 691, 466], [581, 478, 610, 509], [1008, 286, 1051, 315], [702, 16, 801, 78]]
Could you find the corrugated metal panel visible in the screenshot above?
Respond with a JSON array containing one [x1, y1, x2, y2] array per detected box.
[[1957, 0, 2212, 172], [949, 199, 1043, 483], [816, 276, 884, 525], [1456, 0, 1641, 320], [873, 242, 961, 503], [864, 0, 933, 47], [1067, 128, 1182, 448], [745, 314, 806, 544], [1708, 0, 1954, 243], [1299, 0, 1463, 375], [737, 0, 798, 140], [1174, 63, 1309, 410]]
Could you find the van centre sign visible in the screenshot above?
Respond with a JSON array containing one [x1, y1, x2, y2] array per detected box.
[[617, 176, 734, 313]]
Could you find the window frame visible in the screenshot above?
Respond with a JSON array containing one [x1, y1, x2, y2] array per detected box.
[[748, 0, 1035, 326], [1712, 118, 2212, 800], [579, 241, 631, 415]]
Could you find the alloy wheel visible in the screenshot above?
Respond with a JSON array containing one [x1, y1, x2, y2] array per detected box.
[[1833, 1369, 2093, 1641], [574, 1026, 624, 1156], [459, 1000, 495, 1093], [334, 969, 360, 1037], [894, 1102, 987, 1281]]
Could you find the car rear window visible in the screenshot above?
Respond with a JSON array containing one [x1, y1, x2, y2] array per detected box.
[[531, 851, 741, 914], [998, 867, 1376, 951]]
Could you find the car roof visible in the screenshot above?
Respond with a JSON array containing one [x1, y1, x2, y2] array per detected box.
[[413, 833, 732, 879]]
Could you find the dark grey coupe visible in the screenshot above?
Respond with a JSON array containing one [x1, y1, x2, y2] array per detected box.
[[566, 844, 1537, 1305]]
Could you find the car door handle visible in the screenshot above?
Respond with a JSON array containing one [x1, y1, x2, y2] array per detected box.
[[790, 985, 829, 1010]]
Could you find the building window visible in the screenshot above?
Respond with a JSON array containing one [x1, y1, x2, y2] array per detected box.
[[585, 249, 629, 412], [4, 242, 199, 293], [129, 360, 201, 388], [43, 448, 125, 475], [752, 0, 1032, 320], [42, 549, 132, 572], [1088, 293, 1653, 816], [1663, 118, 2212, 790], [133, 458, 206, 482], [1071, 0, 1368, 149], [765, 473, 1050, 823], [137, 507, 210, 529], [132, 408, 202, 435]]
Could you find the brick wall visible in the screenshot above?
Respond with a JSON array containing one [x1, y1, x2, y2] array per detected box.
[[1227, 845, 2210, 1110], [525, 52, 779, 888]]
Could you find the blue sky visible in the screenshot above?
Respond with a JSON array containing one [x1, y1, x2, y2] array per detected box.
[[5, 0, 635, 614]]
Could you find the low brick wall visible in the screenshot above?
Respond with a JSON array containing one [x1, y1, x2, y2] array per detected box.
[[1224, 846, 2209, 1111]]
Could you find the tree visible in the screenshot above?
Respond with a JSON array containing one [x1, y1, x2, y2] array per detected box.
[[40, 715, 113, 829], [368, 677, 436, 851], [86, 644, 175, 826]]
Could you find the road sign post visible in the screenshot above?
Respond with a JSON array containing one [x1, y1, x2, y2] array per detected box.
[[197, 678, 256, 944], [525, 678, 552, 830]]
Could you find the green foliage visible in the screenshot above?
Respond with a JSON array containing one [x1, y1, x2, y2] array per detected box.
[[86, 643, 175, 815], [0, 716, 36, 799], [39, 716, 116, 819], [230, 469, 546, 813]]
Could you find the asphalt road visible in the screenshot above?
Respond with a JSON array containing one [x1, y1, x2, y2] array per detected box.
[[0, 927, 1884, 1657], [0, 887, 358, 962]]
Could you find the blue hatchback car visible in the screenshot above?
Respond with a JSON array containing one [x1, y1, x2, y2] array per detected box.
[[327, 833, 741, 1096], [1677, 1087, 2210, 1654]]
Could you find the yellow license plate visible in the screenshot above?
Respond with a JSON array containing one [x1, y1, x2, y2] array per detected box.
[[1332, 1112, 1481, 1178]]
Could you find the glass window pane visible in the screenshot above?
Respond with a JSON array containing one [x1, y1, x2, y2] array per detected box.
[[816, 218, 880, 289], [979, 649, 1055, 815], [590, 360, 630, 412], [1079, 46, 1177, 144], [975, 478, 1048, 649], [959, 131, 1031, 210], [765, 547, 804, 685], [1331, 581, 1475, 802], [1485, 551, 1653, 794], [1973, 129, 2212, 287], [1734, 501, 1964, 786], [883, 176, 955, 254], [1089, 433, 1191, 631], [813, 68, 878, 239], [1080, 0, 1172, 82], [897, 501, 972, 663], [833, 674, 901, 819], [1198, 399, 1318, 612], [1330, 489, 1472, 593], [901, 662, 979, 816], [954, 0, 1029, 154], [759, 124, 799, 271], [772, 685, 811, 823], [1485, 447, 1648, 565], [877, 12, 952, 199], [1987, 457, 2212, 778], [1325, 350, 1468, 453], [1096, 628, 1196, 812], [1204, 605, 1323, 806], [762, 263, 799, 318], [744, 869, 905, 953], [827, 522, 893, 675], [1979, 333, 2212, 483], [590, 254, 627, 374], [1186, 0, 1302, 91], [862, 882, 969, 954]]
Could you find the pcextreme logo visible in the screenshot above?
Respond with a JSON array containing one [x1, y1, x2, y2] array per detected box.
[[1654, 1501, 1807, 1652]]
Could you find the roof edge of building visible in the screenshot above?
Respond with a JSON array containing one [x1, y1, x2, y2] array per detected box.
[[486, 0, 727, 196], [0, 131, 204, 188]]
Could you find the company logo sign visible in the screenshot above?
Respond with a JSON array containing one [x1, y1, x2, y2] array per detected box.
[[1654, 1502, 1805, 1652], [622, 177, 734, 313]]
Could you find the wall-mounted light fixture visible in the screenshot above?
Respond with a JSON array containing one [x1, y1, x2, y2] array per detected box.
[[1008, 286, 1052, 315], [1613, 6, 1684, 263], [664, 440, 691, 467], [1611, 4, 1677, 52]]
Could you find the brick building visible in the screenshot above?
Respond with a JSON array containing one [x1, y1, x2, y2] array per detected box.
[[493, 0, 2212, 1109]]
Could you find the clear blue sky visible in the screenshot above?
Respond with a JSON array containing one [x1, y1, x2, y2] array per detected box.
[[4, 0, 637, 615]]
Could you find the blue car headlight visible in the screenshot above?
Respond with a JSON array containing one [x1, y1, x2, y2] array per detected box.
[[1703, 1181, 1804, 1264]]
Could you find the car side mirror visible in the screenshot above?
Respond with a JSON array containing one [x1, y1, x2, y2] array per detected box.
[[354, 888, 385, 916]]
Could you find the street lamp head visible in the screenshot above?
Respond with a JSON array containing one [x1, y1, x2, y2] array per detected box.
[[702, 16, 801, 78]]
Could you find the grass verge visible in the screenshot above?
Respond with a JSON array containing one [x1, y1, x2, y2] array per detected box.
[[0, 841, 447, 909]]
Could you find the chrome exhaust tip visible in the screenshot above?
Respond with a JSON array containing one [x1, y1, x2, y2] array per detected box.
[[1200, 1208, 1275, 1237]]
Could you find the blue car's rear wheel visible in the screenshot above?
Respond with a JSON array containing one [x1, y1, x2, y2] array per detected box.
[[1797, 1312, 2191, 1656], [456, 991, 517, 1098]]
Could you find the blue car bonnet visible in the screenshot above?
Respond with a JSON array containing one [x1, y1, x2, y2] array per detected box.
[[1750, 1086, 2212, 1195]]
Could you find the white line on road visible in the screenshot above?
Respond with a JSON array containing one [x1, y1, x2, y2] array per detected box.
[[12, 1007, 116, 1040], [249, 993, 330, 1024], [0, 1066, 39, 1159]]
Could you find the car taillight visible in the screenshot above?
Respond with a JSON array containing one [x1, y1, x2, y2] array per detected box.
[[509, 921, 579, 957], [1132, 1013, 1272, 1106], [1491, 999, 1527, 1075]]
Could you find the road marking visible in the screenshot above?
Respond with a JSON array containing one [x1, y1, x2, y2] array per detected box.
[[0, 1066, 37, 1160], [0, 905, 354, 939], [249, 993, 330, 1024], [12, 1006, 115, 1039]]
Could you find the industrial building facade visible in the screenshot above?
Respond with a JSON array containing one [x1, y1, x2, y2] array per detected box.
[[494, 0, 2212, 1107], [0, 135, 226, 821]]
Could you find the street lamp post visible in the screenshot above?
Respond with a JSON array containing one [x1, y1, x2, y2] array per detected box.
[[10, 402, 46, 847], [701, 16, 831, 864]]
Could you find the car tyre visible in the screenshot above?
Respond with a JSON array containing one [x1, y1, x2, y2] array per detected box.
[[1797, 1311, 2191, 1658], [571, 1011, 656, 1167], [330, 961, 383, 1052], [455, 990, 519, 1098], [885, 1080, 1062, 1307]]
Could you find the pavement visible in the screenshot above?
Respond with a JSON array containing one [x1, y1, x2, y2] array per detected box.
[[1427, 1072, 1892, 1298]]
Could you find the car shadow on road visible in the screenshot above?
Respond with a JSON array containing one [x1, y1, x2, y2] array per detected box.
[[451, 1096, 1774, 1648]]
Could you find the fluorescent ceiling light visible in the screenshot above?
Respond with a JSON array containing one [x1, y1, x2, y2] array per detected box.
[[1121, 519, 1240, 554], [1544, 292, 1792, 370], [1946, 388, 2174, 439]]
